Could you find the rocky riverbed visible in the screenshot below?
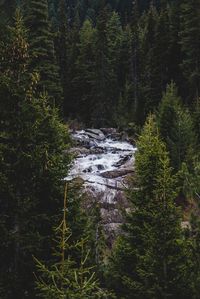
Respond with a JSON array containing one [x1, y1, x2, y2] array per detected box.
[[65, 128, 137, 244]]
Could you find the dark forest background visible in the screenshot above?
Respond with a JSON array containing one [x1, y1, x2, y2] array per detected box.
[[1, 0, 199, 128]]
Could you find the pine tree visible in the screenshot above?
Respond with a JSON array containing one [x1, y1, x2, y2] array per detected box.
[[193, 99, 200, 146], [179, 0, 200, 102], [141, 4, 171, 116], [167, 1, 183, 94], [129, 0, 140, 122], [139, 4, 157, 116], [0, 9, 70, 298], [35, 182, 114, 299], [73, 19, 96, 125], [154, 7, 170, 93], [107, 115, 191, 299], [25, 0, 62, 106], [106, 11, 123, 117], [91, 5, 112, 127], [157, 82, 197, 171], [57, 0, 72, 116]]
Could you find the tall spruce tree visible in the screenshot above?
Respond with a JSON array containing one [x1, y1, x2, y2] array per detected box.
[[167, 1, 183, 94], [25, 0, 62, 106], [179, 0, 200, 102], [106, 11, 123, 119], [57, 0, 72, 116], [73, 19, 96, 124], [91, 5, 112, 127], [157, 82, 197, 171], [129, 0, 141, 123], [139, 4, 158, 116], [107, 115, 191, 299], [0, 9, 70, 298]]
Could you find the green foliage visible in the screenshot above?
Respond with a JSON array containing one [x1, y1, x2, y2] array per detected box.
[[192, 98, 200, 145], [73, 19, 96, 124], [1, 2, 200, 299], [179, 0, 200, 101], [107, 115, 191, 299], [157, 82, 197, 171], [25, 0, 62, 106], [90, 6, 113, 127], [0, 9, 70, 298], [35, 183, 114, 299], [1, 0, 200, 126]]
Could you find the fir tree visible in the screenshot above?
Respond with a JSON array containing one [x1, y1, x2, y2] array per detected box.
[[73, 19, 96, 125], [106, 11, 123, 117], [179, 0, 200, 102], [35, 182, 114, 299], [25, 0, 62, 106], [167, 1, 183, 94], [107, 115, 190, 299], [157, 82, 197, 171], [57, 0, 71, 116], [91, 5, 112, 127], [129, 0, 141, 122], [0, 9, 70, 298]]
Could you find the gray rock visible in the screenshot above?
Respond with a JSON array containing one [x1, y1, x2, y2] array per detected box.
[[85, 129, 105, 141], [86, 128, 104, 136], [101, 168, 134, 179], [113, 154, 132, 167], [89, 147, 105, 155]]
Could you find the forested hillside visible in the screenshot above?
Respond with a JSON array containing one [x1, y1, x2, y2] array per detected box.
[[0, 0, 200, 298]]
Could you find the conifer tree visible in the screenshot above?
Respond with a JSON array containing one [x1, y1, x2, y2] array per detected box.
[[0, 9, 70, 298], [106, 11, 123, 116], [129, 0, 141, 122], [141, 4, 170, 115], [193, 99, 200, 146], [35, 183, 114, 299], [137, 4, 159, 119], [167, 1, 182, 92], [179, 0, 200, 102], [25, 0, 62, 106], [107, 115, 190, 299], [157, 82, 197, 171], [153, 7, 170, 94], [91, 5, 112, 127], [57, 0, 71, 116], [73, 19, 96, 124]]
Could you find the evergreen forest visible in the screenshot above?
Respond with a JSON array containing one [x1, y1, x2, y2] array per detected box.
[[1, 0, 200, 298]]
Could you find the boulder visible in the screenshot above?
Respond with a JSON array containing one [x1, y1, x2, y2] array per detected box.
[[89, 147, 105, 155], [86, 132, 105, 141], [113, 154, 132, 167], [85, 129, 105, 141], [86, 128, 104, 135], [101, 168, 134, 179]]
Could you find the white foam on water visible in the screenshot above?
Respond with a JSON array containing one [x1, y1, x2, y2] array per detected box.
[[65, 130, 137, 203]]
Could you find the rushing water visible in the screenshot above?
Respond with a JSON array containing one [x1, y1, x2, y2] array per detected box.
[[65, 130, 137, 204]]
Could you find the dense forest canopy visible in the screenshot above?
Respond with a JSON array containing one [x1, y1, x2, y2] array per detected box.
[[1, 0, 200, 298], [1, 0, 198, 127]]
